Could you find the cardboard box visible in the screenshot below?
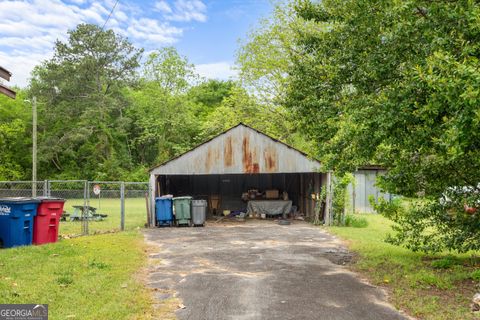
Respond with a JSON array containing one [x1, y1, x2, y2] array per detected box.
[[265, 189, 279, 199]]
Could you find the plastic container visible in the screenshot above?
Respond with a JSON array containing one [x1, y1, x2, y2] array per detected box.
[[33, 197, 65, 245], [0, 198, 40, 248], [155, 196, 174, 227], [191, 200, 207, 227], [173, 196, 192, 226]]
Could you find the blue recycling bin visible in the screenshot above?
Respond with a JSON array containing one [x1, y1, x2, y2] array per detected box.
[[155, 196, 174, 226], [0, 198, 40, 248]]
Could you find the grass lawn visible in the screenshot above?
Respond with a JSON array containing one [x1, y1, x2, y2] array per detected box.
[[60, 198, 148, 236], [328, 214, 480, 320], [0, 231, 157, 320]]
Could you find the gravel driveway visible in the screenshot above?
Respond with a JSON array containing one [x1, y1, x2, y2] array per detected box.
[[144, 221, 409, 320]]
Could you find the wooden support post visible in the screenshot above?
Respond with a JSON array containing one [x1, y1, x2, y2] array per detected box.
[[299, 173, 304, 214], [314, 173, 320, 219], [145, 192, 151, 227], [325, 171, 333, 226]]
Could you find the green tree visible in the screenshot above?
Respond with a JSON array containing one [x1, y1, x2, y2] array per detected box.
[[237, 1, 297, 106], [283, 0, 480, 252], [236, 1, 319, 155], [126, 48, 200, 167], [0, 90, 31, 180], [199, 84, 311, 152], [143, 47, 198, 94], [29, 24, 142, 180], [187, 79, 235, 125]]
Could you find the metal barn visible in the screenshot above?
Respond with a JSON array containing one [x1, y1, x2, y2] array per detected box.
[[148, 124, 327, 224]]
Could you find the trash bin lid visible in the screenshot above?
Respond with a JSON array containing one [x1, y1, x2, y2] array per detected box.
[[192, 199, 207, 205], [156, 195, 173, 200], [173, 196, 193, 200], [0, 197, 41, 204], [35, 197, 66, 202]]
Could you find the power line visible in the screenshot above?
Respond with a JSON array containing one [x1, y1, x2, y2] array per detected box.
[[101, 0, 120, 30], [89, 0, 120, 49]]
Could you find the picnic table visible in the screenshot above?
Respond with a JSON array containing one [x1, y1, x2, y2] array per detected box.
[[68, 205, 108, 221]]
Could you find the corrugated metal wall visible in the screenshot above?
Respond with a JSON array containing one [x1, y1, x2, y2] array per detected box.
[[346, 170, 391, 213], [150, 125, 321, 175]]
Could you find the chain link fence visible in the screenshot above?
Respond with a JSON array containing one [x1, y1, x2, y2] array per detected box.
[[0, 180, 151, 237]]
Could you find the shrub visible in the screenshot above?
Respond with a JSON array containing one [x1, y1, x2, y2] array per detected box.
[[431, 256, 459, 269], [470, 269, 480, 281], [344, 215, 368, 228]]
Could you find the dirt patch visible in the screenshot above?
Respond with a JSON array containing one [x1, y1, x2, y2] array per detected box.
[[323, 249, 355, 266]]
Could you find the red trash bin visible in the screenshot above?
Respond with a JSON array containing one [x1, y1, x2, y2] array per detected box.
[[33, 198, 66, 245]]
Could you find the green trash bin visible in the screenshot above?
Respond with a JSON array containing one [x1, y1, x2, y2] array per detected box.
[[173, 196, 192, 226]]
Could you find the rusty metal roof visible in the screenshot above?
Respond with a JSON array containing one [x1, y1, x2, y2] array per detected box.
[[150, 123, 322, 175]]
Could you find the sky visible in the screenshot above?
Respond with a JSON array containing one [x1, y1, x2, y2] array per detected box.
[[0, 0, 273, 87]]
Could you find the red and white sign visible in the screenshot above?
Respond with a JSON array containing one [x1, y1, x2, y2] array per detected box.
[[93, 184, 101, 195]]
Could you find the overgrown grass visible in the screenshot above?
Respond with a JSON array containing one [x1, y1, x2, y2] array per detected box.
[[344, 214, 368, 228], [328, 214, 479, 320], [0, 232, 157, 319], [60, 198, 148, 236]]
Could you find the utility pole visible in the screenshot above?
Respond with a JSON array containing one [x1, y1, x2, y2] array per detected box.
[[24, 97, 38, 197], [32, 96, 37, 197]]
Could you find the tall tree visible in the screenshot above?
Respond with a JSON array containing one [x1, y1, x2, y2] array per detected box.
[[237, 1, 319, 155], [284, 0, 480, 252], [199, 83, 313, 153], [237, 2, 296, 106], [126, 48, 199, 167], [29, 24, 142, 180], [187, 79, 235, 122], [143, 47, 198, 94], [0, 90, 31, 180]]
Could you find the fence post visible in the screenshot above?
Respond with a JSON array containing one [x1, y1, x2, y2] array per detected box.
[[120, 181, 125, 231], [149, 182, 154, 228], [83, 181, 89, 235], [148, 175, 156, 228]]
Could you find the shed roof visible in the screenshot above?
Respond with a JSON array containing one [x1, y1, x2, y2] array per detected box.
[[150, 123, 322, 175]]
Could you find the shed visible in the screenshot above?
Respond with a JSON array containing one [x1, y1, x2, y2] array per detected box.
[[346, 167, 392, 213], [149, 124, 327, 224]]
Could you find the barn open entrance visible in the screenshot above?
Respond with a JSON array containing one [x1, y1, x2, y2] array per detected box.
[[155, 173, 321, 218]]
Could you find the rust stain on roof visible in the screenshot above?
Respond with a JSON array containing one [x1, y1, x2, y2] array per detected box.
[[224, 136, 234, 167], [243, 136, 260, 173], [149, 123, 321, 174], [205, 147, 213, 173], [264, 144, 278, 173]]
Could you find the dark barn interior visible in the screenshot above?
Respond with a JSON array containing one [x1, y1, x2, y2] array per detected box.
[[156, 172, 322, 218]]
